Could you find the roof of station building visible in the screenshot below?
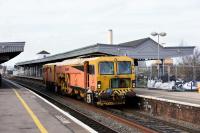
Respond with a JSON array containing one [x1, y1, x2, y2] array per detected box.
[[118, 37, 150, 47], [16, 38, 195, 66]]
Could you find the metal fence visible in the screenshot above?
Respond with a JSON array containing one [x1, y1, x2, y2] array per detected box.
[[136, 65, 200, 87]]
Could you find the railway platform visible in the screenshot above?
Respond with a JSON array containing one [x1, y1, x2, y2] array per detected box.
[[135, 88, 200, 126], [135, 88, 200, 106], [0, 79, 95, 133]]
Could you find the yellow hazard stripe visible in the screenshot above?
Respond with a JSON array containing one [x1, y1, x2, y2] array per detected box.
[[13, 89, 48, 133]]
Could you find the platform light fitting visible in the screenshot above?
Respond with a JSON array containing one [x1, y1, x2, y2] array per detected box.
[[151, 32, 167, 37]]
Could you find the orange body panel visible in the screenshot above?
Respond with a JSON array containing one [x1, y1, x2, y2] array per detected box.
[[57, 66, 84, 88], [44, 64, 96, 91]]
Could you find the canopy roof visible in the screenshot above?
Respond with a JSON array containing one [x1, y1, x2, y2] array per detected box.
[[0, 42, 25, 64], [16, 38, 195, 66]]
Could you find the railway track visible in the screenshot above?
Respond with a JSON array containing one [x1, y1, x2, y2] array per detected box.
[[11, 77, 200, 133], [105, 107, 200, 133]]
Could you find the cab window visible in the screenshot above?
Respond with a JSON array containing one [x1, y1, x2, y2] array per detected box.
[[117, 61, 131, 74], [99, 62, 114, 75]]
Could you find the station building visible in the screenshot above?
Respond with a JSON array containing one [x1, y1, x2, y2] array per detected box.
[[15, 37, 194, 78]]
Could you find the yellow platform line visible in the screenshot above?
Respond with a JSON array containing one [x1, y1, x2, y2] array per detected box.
[[13, 89, 48, 133]]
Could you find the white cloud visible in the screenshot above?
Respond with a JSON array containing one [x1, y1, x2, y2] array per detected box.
[[1, 0, 200, 66]]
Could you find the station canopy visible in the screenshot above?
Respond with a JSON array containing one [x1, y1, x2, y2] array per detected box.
[[0, 42, 25, 64], [16, 37, 195, 66]]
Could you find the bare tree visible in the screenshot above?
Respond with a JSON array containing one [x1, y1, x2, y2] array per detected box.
[[181, 48, 200, 66], [178, 48, 200, 81]]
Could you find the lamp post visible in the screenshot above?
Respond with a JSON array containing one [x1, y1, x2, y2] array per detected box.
[[151, 32, 167, 79]]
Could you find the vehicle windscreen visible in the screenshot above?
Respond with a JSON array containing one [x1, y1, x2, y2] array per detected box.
[[117, 61, 131, 74], [99, 62, 114, 75], [111, 78, 130, 88]]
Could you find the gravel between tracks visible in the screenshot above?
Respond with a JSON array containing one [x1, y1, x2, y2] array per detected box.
[[137, 111, 200, 131], [54, 96, 141, 133]]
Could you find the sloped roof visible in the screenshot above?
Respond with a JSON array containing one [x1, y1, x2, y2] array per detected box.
[[118, 37, 168, 49], [15, 38, 195, 66], [16, 43, 119, 65], [45, 57, 99, 66], [0, 42, 25, 53], [37, 50, 50, 55], [118, 37, 150, 47], [0, 42, 25, 64]]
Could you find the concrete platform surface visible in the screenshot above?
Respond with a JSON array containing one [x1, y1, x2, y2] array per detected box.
[[135, 88, 200, 106], [0, 79, 95, 133]]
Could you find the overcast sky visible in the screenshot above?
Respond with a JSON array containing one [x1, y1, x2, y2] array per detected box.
[[1, 0, 200, 66]]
